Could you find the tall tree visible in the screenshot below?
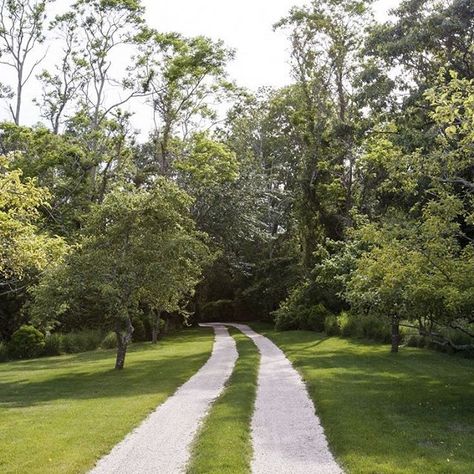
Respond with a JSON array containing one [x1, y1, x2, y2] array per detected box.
[[275, 0, 373, 268], [0, 0, 52, 125], [134, 31, 234, 176], [36, 12, 87, 134]]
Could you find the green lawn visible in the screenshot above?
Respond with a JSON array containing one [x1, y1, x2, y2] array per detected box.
[[187, 328, 259, 474], [252, 323, 474, 474], [0, 328, 214, 474]]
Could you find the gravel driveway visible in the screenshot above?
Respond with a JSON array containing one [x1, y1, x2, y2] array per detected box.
[[228, 323, 343, 474], [89, 324, 237, 474], [90, 322, 342, 473]]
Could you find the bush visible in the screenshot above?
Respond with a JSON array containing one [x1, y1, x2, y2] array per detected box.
[[101, 331, 117, 349], [405, 334, 422, 348], [132, 317, 147, 342], [201, 299, 234, 322], [274, 306, 300, 331], [61, 330, 103, 354], [0, 341, 9, 362], [9, 325, 45, 359], [43, 333, 62, 356], [338, 312, 360, 338], [324, 315, 340, 336], [359, 315, 391, 343], [300, 304, 330, 332], [274, 303, 329, 332]]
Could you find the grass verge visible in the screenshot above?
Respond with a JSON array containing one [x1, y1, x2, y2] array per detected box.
[[0, 328, 214, 474], [187, 328, 259, 474], [251, 322, 474, 474]]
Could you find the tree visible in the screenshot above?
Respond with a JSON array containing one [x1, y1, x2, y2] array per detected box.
[[275, 0, 373, 268], [36, 12, 87, 134], [0, 153, 66, 282], [31, 179, 211, 369], [0, 0, 52, 125], [344, 72, 474, 352], [49, 0, 146, 197], [346, 199, 474, 353], [133, 31, 234, 176], [0, 122, 93, 235]]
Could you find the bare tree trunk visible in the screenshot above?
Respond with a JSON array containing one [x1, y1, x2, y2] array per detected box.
[[114, 317, 134, 370], [391, 315, 400, 353], [151, 310, 162, 344], [115, 333, 127, 370]]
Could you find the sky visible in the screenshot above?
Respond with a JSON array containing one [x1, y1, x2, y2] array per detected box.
[[144, 0, 401, 90], [0, 0, 401, 131]]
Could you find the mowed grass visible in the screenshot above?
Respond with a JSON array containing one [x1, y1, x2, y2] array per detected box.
[[187, 328, 259, 474], [0, 328, 214, 474], [252, 323, 474, 474]]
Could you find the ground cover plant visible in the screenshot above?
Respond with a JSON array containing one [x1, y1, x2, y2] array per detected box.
[[0, 328, 213, 474]]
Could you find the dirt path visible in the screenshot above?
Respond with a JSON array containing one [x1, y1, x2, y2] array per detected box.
[[229, 323, 343, 474], [89, 324, 237, 474]]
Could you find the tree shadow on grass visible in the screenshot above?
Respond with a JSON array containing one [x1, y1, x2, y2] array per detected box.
[[0, 351, 211, 408], [0, 330, 214, 408], [0, 328, 213, 373]]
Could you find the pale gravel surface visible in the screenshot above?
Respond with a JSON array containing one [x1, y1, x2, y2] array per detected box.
[[89, 324, 237, 474], [228, 323, 343, 474]]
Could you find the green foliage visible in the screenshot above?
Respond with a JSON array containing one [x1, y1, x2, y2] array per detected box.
[[61, 330, 103, 354], [274, 297, 330, 332], [200, 299, 234, 322], [31, 179, 212, 368], [131, 317, 147, 342], [0, 154, 67, 280], [324, 315, 340, 336], [43, 333, 62, 356], [101, 332, 117, 349], [9, 325, 45, 359], [175, 133, 239, 189], [337, 312, 359, 338], [0, 341, 9, 362]]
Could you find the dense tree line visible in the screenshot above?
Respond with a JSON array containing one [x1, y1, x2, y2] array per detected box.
[[0, 0, 473, 367]]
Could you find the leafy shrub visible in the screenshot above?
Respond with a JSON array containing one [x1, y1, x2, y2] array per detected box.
[[274, 306, 300, 331], [101, 332, 117, 349], [359, 315, 391, 343], [0, 342, 9, 362], [300, 304, 330, 331], [43, 333, 62, 356], [9, 325, 45, 359], [274, 303, 329, 332], [132, 317, 147, 342], [338, 312, 360, 338], [405, 334, 432, 349], [61, 330, 103, 354], [201, 299, 234, 321], [324, 315, 340, 336]]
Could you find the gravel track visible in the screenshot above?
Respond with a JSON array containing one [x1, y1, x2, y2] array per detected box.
[[89, 324, 237, 474], [228, 323, 343, 474]]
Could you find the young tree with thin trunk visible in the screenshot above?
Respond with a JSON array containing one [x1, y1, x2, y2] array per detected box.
[[36, 12, 87, 134], [31, 178, 211, 369], [0, 0, 52, 125]]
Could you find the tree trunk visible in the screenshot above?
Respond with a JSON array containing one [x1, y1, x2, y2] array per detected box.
[[115, 333, 127, 370], [152, 310, 162, 344], [114, 317, 134, 370], [391, 316, 400, 353]]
